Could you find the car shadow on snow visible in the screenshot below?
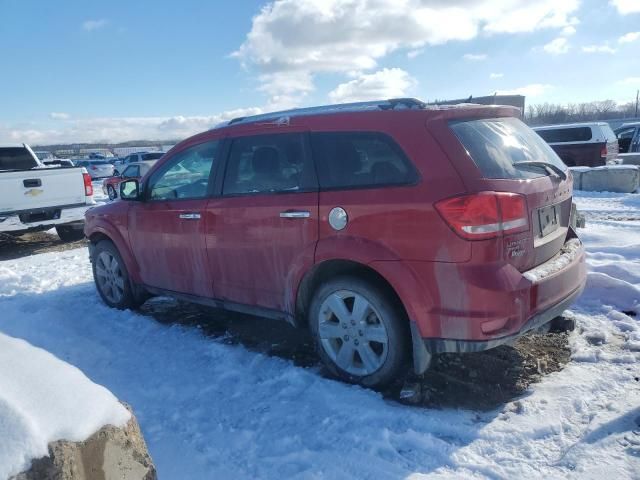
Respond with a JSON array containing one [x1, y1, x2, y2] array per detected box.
[[140, 296, 572, 411]]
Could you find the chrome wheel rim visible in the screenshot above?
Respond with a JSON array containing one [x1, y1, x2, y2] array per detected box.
[[318, 290, 389, 376], [95, 251, 125, 303], [108, 186, 116, 200]]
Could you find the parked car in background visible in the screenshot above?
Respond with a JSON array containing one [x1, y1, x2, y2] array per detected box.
[[533, 122, 619, 167], [114, 152, 164, 175], [102, 161, 156, 200], [0, 143, 94, 241], [614, 121, 640, 154], [85, 99, 586, 388], [75, 160, 115, 179]]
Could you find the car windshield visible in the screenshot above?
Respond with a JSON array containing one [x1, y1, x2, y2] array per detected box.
[[91, 161, 110, 165], [450, 117, 568, 179]]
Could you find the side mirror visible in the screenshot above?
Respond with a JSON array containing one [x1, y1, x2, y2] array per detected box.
[[120, 179, 141, 201]]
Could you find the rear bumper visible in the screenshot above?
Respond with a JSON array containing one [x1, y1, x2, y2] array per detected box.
[[420, 280, 584, 354], [409, 231, 587, 356], [0, 203, 93, 234]]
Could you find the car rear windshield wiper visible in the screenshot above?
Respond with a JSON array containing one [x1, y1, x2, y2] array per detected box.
[[513, 161, 567, 180]]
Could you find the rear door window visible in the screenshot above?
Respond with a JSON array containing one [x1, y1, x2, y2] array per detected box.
[[223, 133, 315, 195], [142, 152, 164, 161], [0, 147, 38, 170], [310, 132, 418, 190], [535, 127, 592, 143], [450, 117, 568, 179]]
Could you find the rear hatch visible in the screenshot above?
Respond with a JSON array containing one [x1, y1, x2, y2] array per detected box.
[[442, 116, 573, 272]]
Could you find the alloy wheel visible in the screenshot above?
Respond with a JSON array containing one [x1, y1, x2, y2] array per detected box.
[[317, 290, 389, 376], [95, 251, 125, 303]]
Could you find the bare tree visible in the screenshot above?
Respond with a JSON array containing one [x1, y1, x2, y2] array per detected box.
[[526, 99, 639, 126]]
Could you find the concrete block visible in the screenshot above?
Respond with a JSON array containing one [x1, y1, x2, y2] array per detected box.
[[580, 165, 640, 193], [620, 153, 640, 166], [569, 167, 590, 190]]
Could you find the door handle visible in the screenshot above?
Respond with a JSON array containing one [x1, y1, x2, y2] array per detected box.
[[280, 210, 311, 219], [179, 213, 201, 220]]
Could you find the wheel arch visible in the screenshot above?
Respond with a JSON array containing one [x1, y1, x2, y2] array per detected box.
[[295, 259, 408, 327], [87, 223, 141, 283], [294, 257, 434, 375]]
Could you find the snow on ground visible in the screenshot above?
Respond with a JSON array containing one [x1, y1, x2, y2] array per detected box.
[[0, 192, 639, 479], [0, 333, 130, 479]]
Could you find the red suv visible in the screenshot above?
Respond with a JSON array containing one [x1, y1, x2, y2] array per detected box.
[[85, 99, 587, 388]]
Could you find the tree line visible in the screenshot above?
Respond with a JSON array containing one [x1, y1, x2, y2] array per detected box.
[[525, 99, 639, 126]]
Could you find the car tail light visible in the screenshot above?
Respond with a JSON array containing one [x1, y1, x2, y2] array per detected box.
[[600, 145, 607, 157], [435, 192, 528, 240], [83, 173, 93, 196]]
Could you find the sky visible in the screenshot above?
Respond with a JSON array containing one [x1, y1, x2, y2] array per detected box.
[[0, 0, 639, 145]]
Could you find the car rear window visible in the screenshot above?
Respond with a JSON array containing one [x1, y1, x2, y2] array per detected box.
[[600, 125, 617, 143], [0, 147, 39, 170], [535, 127, 592, 143], [450, 117, 568, 180], [142, 152, 164, 160], [90, 161, 110, 165], [310, 132, 418, 190]]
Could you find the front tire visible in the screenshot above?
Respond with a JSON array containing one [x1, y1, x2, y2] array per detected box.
[[92, 240, 146, 309], [309, 276, 409, 388], [56, 225, 85, 242], [107, 185, 117, 200]]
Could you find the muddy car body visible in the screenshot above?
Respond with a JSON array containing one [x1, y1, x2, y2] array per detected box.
[[85, 99, 587, 387]]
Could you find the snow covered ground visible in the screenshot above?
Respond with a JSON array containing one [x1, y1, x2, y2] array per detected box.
[[0, 191, 638, 479]]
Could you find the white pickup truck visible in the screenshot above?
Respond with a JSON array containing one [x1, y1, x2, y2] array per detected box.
[[0, 144, 95, 241]]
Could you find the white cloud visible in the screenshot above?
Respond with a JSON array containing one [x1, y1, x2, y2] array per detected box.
[[463, 53, 487, 61], [234, 0, 580, 104], [610, 0, 640, 14], [619, 31, 640, 43], [0, 108, 263, 145], [561, 25, 577, 36], [490, 72, 504, 79], [407, 48, 424, 59], [618, 77, 640, 87], [49, 112, 70, 120], [582, 44, 616, 54], [543, 37, 570, 54], [328, 68, 417, 103], [497, 84, 553, 97], [82, 19, 108, 32]]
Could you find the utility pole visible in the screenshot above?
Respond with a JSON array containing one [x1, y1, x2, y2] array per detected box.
[[636, 89, 639, 118]]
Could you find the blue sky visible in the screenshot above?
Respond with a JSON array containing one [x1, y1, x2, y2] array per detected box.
[[0, 0, 639, 144]]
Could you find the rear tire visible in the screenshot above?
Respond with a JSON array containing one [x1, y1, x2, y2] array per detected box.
[[56, 225, 85, 242], [92, 240, 147, 310], [309, 276, 409, 388]]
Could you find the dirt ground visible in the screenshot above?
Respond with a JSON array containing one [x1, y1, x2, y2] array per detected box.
[[142, 297, 572, 411], [0, 231, 87, 261], [3, 231, 572, 411]]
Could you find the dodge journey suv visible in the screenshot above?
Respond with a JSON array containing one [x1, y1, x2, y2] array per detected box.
[[85, 98, 587, 388]]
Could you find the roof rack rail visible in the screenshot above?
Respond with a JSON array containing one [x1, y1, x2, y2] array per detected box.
[[224, 98, 426, 127]]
